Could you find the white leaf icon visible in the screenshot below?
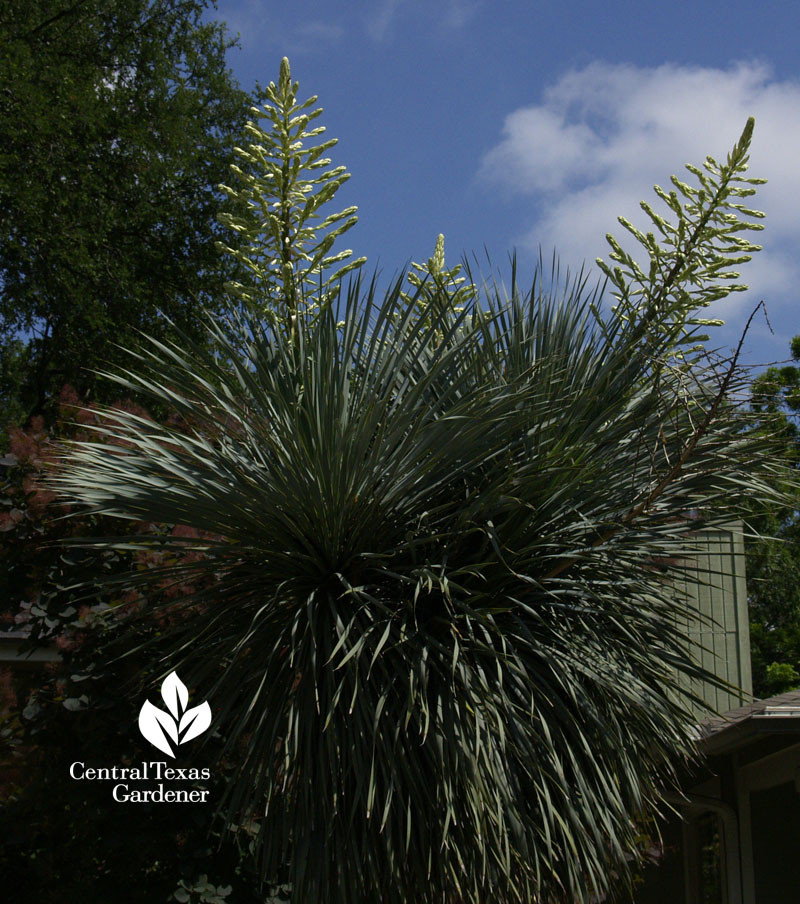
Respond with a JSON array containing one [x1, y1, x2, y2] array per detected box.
[[161, 671, 189, 720], [138, 671, 212, 756], [139, 699, 178, 758], [179, 701, 212, 745]]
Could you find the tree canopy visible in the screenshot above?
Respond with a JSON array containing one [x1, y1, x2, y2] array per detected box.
[[0, 0, 261, 428], [746, 335, 800, 695]]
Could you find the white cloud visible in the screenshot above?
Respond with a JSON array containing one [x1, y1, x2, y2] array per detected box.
[[481, 62, 800, 361], [443, 0, 480, 29], [367, 0, 402, 40], [367, 0, 479, 40], [292, 20, 345, 49], [221, 3, 343, 56]]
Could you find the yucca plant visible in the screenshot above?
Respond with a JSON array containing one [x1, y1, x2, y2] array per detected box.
[[49, 120, 788, 903]]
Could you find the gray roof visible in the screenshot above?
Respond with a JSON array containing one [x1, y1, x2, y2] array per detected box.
[[698, 689, 800, 755]]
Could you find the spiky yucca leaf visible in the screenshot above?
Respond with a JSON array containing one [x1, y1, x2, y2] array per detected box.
[[50, 260, 785, 903]]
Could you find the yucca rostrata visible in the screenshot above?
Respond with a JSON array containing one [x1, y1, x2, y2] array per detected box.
[[51, 120, 789, 902]]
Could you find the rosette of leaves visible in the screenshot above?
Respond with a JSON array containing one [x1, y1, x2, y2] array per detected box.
[[49, 122, 789, 903], [218, 57, 365, 334]]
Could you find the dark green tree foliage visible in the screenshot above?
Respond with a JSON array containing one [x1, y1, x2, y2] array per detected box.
[[0, 0, 259, 426], [747, 336, 800, 696]]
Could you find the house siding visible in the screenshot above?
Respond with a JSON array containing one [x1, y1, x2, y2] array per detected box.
[[672, 524, 752, 716]]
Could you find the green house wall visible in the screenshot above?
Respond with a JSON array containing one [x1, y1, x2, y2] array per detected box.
[[671, 524, 752, 716]]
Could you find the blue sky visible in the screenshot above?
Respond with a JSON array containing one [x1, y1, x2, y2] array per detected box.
[[212, 0, 800, 372]]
